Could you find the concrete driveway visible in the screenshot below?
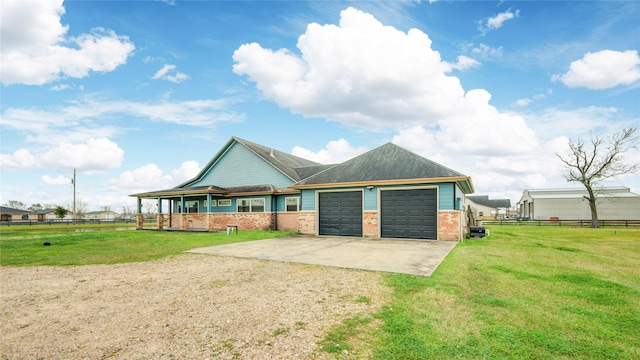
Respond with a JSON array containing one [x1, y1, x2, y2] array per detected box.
[[187, 236, 457, 276]]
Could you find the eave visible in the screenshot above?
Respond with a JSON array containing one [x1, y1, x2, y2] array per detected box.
[[290, 176, 475, 193]]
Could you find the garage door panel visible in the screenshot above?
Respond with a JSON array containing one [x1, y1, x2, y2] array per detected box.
[[318, 192, 363, 237], [381, 188, 437, 240]]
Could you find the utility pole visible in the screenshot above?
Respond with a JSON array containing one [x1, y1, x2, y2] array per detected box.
[[72, 168, 76, 223]]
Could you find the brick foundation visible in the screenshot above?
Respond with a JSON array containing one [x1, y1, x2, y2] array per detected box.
[[136, 214, 144, 230], [156, 214, 164, 230], [438, 210, 463, 241], [298, 211, 316, 235], [276, 212, 300, 232], [363, 211, 378, 237]]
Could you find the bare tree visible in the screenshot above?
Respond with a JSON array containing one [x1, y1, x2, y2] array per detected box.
[[67, 198, 89, 219], [4, 200, 26, 210], [556, 128, 639, 228]]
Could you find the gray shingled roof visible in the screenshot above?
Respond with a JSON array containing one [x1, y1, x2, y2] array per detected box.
[[467, 195, 511, 208], [233, 137, 321, 182], [293, 142, 472, 190], [0, 206, 34, 215]]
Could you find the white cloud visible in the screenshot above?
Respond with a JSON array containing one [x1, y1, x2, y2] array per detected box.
[[233, 6, 536, 156], [109, 164, 173, 193], [552, 50, 640, 90], [445, 55, 481, 72], [487, 9, 520, 30], [0, 0, 134, 86], [1, 97, 244, 145], [0, 138, 124, 172], [153, 64, 190, 83], [512, 88, 552, 107], [292, 139, 368, 164], [172, 161, 201, 181], [0, 149, 38, 170], [466, 43, 503, 59], [478, 9, 520, 35], [41, 174, 71, 185]]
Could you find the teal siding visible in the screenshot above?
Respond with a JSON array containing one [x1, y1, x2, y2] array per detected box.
[[189, 143, 294, 188], [363, 187, 377, 211], [300, 189, 317, 211], [275, 195, 301, 212], [439, 183, 455, 210], [301, 183, 457, 211]]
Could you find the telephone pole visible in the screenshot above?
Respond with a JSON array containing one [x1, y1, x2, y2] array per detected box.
[[72, 168, 76, 223]]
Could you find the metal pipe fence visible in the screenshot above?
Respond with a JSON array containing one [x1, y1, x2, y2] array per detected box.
[[483, 219, 640, 228]]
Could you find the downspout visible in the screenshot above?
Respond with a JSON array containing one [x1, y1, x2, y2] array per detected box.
[[272, 195, 278, 231]]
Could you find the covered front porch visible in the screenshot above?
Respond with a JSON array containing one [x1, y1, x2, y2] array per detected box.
[[131, 185, 299, 232]]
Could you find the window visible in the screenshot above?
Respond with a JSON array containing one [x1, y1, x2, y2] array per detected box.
[[204, 200, 217, 208], [186, 200, 199, 213], [237, 198, 265, 212], [218, 199, 231, 207], [285, 197, 300, 212]]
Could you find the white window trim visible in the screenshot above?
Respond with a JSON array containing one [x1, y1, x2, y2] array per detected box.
[[237, 198, 266, 213], [186, 200, 199, 213], [204, 200, 217, 208], [285, 197, 300, 212], [218, 199, 231, 207]]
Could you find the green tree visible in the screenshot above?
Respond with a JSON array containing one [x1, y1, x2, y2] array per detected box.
[[53, 206, 69, 219]]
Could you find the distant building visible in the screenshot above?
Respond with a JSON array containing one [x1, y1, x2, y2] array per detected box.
[[84, 210, 119, 220], [466, 195, 511, 220], [517, 187, 640, 220], [0, 206, 36, 221]]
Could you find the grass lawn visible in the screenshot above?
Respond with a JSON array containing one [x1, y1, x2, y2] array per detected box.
[[0, 229, 295, 266], [368, 225, 640, 359], [2, 226, 638, 359]]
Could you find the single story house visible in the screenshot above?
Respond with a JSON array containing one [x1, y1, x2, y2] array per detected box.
[[466, 195, 512, 220], [517, 187, 640, 220], [0, 206, 36, 221], [84, 210, 119, 220], [130, 137, 474, 241]]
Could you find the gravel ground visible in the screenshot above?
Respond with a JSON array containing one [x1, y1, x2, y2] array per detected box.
[[1, 254, 388, 359]]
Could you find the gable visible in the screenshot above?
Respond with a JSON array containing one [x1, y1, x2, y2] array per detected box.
[[292, 142, 474, 193], [185, 141, 296, 189]]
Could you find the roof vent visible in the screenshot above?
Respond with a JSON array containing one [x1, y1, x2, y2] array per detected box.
[[270, 148, 276, 158]]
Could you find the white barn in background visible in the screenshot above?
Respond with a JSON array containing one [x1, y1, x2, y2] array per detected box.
[[517, 187, 640, 221]]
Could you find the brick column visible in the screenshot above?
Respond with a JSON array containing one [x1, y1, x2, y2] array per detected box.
[[156, 214, 164, 230], [136, 214, 144, 230], [179, 213, 187, 230]]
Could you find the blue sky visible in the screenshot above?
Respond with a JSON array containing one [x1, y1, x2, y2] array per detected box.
[[1, 0, 639, 212]]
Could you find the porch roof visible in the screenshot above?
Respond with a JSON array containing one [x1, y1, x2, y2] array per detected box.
[[130, 184, 295, 198]]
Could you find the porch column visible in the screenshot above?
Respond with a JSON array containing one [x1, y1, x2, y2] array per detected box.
[[136, 198, 143, 230], [156, 213, 164, 230], [207, 193, 212, 212], [157, 196, 162, 213], [136, 214, 144, 230], [180, 195, 185, 213]]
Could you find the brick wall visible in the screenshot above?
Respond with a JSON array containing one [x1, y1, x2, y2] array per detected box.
[[438, 210, 463, 241], [276, 212, 300, 232], [212, 213, 273, 231], [363, 211, 378, 237], [298, 211, 316, 235]]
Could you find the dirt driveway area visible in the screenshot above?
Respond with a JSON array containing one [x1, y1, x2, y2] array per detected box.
[[188, 236, 457, 276], [1, 254, 388, 359]]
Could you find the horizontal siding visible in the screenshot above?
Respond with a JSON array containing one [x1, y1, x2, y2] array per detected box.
[[189, 142, 294, 188], [439, 183, 455, 210], [301, 183, 457, 211], [534, 198, 640, 220]]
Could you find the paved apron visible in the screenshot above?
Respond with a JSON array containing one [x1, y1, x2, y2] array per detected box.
[[187, 236, 457, 276]]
